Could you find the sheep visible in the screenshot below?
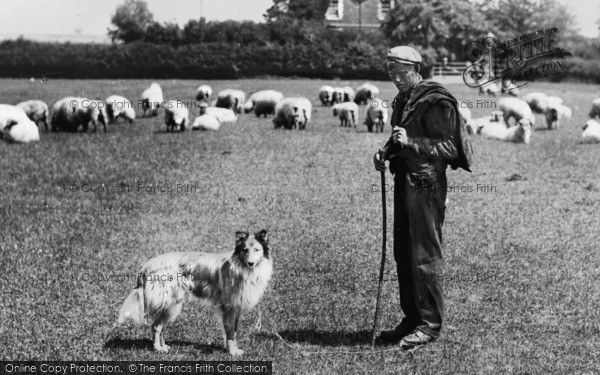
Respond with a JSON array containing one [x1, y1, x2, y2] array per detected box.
[[479, 118, 532, 144], [243, 90, 284, 117], [478, 82, 500, 96], [141, 83, 164, 117], [458, 105, 472, 125], [16, 100, 49, 130], [164, 100, 189, 132], [333, 102, 359, 128], [319, 85, 334, 106], [364, 98, 388, 133], [216, 89, 245, 114], [332, 87, 345, 105], [588, 98, 600, 120], [543, 98, 571, 130], [468, 111, 503, 135], [581, 119, 600, 144], [50, 98, 108, 133], [501, 80, 520, 96], [342, 86, 355, 102], [199, 103, 237, 123], [523, 92, 548, 114], [3, 118, 40, 143], [273, 97, 312, 130], [498, 97, 535, 127], [191, 114, 220, 131], [196, 85, 212, 102], [0, 104, 31, 133], [354, 83, 380, 105], [106, 95, 136, 124]]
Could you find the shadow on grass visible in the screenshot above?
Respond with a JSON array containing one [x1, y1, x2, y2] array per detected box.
[[276, 329, 371, 347], [104, 338, 219, 354]]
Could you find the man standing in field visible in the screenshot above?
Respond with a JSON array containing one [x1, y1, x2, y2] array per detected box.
[[373, 46, 473, 349]]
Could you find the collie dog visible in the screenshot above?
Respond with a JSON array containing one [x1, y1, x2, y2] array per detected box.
[[117, 230, 272, 356]]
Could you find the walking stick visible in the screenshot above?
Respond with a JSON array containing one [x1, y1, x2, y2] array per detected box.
[[371, 149, 387, 348]]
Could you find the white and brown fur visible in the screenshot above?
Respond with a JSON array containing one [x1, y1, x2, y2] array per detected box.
[[117, 230, 273, 356]]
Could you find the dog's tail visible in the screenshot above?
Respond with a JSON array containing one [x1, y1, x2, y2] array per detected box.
[[117, 286, 145, 325]]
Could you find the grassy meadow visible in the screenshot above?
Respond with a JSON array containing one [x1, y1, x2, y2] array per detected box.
[[0, 77, 599, 374]]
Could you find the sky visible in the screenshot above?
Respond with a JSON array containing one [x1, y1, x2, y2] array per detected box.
[[0, 0, 597, 38]]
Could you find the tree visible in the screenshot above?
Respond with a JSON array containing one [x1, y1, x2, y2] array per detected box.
[[108, 0, 154, 43], [264, 0, 330, 23]]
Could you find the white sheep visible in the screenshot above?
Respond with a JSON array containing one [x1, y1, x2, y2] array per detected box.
[[342, 86, 355, 102], [216, 89, 245, 114], [523, 92, 548, 114], [588, 98, 600, 120], [51, 98, 108, 133], [499, 97, 535, 126], [106, 95, 136, 124], [196, 85, 212, 102], [458, 105, 472, 125], [199, 103, 237, 123], [243, 90, 284, 117], [192, 114, 220, 131], [332, 87, 345, 105], [543, 97, 571, 129], [582, 119, 600, 144], [319, 85, 334, 106], [16, 100, 49, 131], [273, 97, 312, 130], [468, 111, 503, 135], [354, 83, 380, 105], [333, 102, 359, 128], [479, 118, 532, 144], [364, 98, 388, 133], [3, 119, 40, 143], [479, 82, 500, 96], [141, 83, 164, 117], [0, 104, 31, 133], [164, 100, 189, 132]]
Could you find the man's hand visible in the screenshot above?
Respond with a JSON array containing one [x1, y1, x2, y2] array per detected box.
[[374, 150, 386, 172], [392, 126, 409, 147]]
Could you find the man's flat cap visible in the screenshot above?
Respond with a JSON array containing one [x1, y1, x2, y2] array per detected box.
[[387, 46, 422, 65]]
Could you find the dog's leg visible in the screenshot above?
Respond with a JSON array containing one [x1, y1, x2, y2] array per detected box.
[[253, 308, 262, 331], [222, 307, 243, 356], [152, 322, 168, 352]]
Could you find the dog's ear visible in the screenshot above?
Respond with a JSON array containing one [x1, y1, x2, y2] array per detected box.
[[255, 229, 268, 245], [235, 231, 249, 244]]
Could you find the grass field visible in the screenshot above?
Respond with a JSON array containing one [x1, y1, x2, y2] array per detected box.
[[1, 77, 599, 374]]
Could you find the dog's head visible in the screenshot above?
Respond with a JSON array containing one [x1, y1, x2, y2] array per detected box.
[[234, 229, 270, 268]]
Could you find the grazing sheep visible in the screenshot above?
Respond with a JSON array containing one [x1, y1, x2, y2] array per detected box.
[[106, 95, 136, 124], [51, 98, 108, 133], [192, 114, 220, 131], [523, 92, 548, 114], [319, 85, 334, 106], [479, 82, 500, 96], [582, 119, 600, 144], [16, 100, 49, 130], [342, 86, 355, 102], [243, 90, 284, 117], [3, 119, 40, 143], [216, 89, 245, 114], [501, 80, 520, 96], [332, 87, 345, 105], [273, 97, 312, 130], [141, 83, 164, 117], [468, 111, 503, 135], [196, 85, 212, 102], [364, 98, 388, 133], [333, 102, 359, 128], [164, 100, 189, 132], [354, 83, 380, 105], [479, 118, 532, 144], [588, 98, 600, 120], [199, 103, 237, 123], [543, 98, 571, 130], [499, 97, 535, 126]]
